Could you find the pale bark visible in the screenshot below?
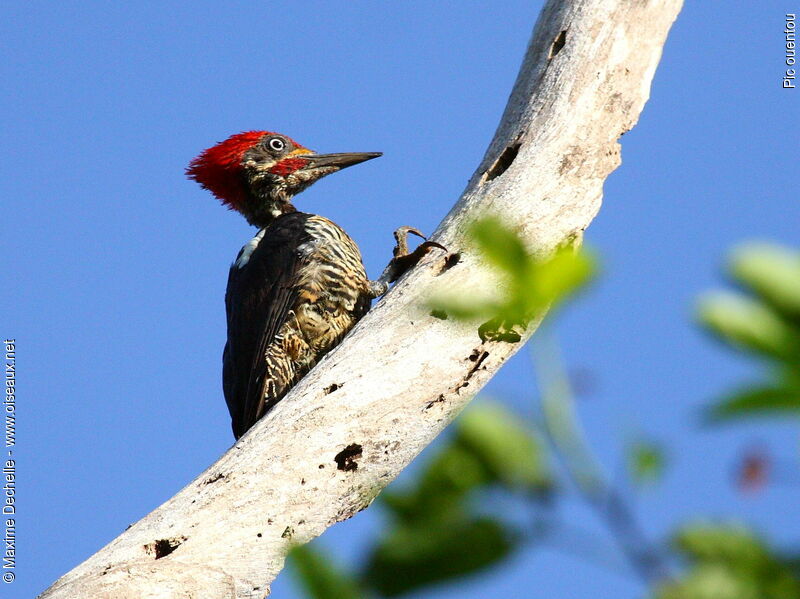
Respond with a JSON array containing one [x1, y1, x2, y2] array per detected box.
[[40, 1, 683, 597]]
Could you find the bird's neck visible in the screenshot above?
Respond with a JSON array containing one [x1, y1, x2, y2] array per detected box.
[[243, 193, 298, 228]]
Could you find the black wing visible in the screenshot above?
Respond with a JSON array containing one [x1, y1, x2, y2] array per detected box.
[[223, 212, 312, 439]]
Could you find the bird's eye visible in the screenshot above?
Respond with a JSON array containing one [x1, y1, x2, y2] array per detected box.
[[268, 137, 286, 152]]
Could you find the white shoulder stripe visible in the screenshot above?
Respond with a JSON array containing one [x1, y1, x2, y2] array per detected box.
[[235, 228, 267, 269]]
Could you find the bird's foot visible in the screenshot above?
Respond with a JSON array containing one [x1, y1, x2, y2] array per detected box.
[[389, 226, 446, 283], [369, 227, 446, 297]]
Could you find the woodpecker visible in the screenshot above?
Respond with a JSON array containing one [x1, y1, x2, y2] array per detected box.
[[188, 131, 437, 439]]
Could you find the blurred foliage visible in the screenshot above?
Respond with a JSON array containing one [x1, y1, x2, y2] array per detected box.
[[656, 524, 800, 599], [288, 233, 800, 599], [364, 517, 514, 596], [698, 242, 800, 421], [289, 402, 552, 597], [533, 335, 607, 494], [365, 404, 552, 596], [628, 439, 666, 487], [430, 216, 595, 341], [706, 386, 800, 422], [287, 544, 363, 599]]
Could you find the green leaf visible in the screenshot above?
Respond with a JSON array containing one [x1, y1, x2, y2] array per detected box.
[[381, 402, 555, 525], [379, 445, 489, 527], [674, 524, 769, 565], [456, 402, 553, 493], [364, 517, 517, 597], [657, 524, 800, 599], [430, 217, 595, 329], [372, 403, 549, 595], [532, 245, 596, 310], [627, 440, 666, 486], [730, 243, 800, 319], [426, 296, 498, 321], [287, 543, 364, 599], [782, 554, 800, 580], [697, 291, 800, 362], [469, 216, 531, 281], [656, 564, 760, 599], [705, 385, 800, 422]]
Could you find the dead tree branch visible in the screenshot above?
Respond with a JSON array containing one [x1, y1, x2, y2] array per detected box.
[[40, 1, 683, 597]]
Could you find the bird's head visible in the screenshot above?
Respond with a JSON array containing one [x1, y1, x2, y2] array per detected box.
[[187, 130, 381, 226]]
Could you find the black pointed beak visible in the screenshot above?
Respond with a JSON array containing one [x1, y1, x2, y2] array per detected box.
[[298, 152, 382, 170]]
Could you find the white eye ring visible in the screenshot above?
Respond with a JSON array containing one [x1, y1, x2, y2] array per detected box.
[[268, 137, 286, 152]]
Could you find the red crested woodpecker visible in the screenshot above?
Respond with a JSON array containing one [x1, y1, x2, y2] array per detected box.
[[188, 131, 438, 439]]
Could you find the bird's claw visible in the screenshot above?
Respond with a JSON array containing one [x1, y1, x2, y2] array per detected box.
[[388, 226, 446, 283], [392, 226, 428, 257]]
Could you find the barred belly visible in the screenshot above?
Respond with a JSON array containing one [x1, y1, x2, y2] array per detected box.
[[262, 215, 370, 402]]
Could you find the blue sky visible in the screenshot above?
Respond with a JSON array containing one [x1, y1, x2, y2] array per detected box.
[[3, 2, 798, 598]]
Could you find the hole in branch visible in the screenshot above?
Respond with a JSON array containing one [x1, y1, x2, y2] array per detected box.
[[145, 537, 185, 559], [484, 143, 520, 181], [324, 382, 343, 395], [549, 29, 567, 58], [335, 443, 363, 471], [439, 251, 461, 273]]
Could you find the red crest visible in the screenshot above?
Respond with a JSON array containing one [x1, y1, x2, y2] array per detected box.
[[186, 131, 269, 210]]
